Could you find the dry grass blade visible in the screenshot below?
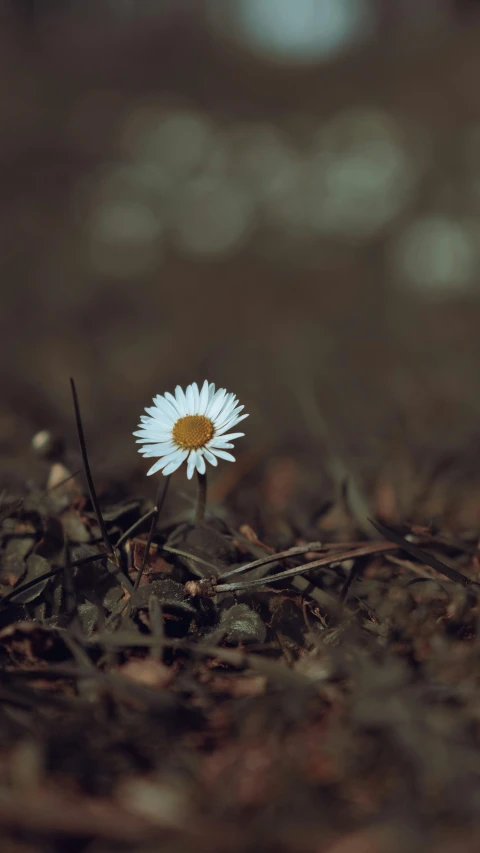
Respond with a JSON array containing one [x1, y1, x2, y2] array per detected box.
[[114, 506, 157, 549], [0, 553, 106, 609], [70, 377, 114, 559], [218, 541, 324, 580], [370, 518, 480, 589], [61, 535, 81, 633], [162, 544, 219, 573], [291, 576, 345, 619], [339, 558, 364, 604], [214, 542, 400, 593], [0, 498, 23, 524]]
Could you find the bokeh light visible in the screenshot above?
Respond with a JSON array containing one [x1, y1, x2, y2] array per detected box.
[[88, 198, 163, 277], [169, 176, 255, 256], [305, 110, 418, 238], [83, 106, 427, 260], [393, 216, 478, 297], [209, 0, 375, 63], [120, 108, 216, 183]]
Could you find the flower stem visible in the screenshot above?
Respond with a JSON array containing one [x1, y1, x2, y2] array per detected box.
[[195, 471, 207, 526]]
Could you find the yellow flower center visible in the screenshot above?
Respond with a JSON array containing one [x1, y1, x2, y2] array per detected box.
[[172, 415, 214, 450]]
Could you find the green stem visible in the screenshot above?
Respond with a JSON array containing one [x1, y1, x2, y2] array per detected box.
[[195, 471, 207, 526]]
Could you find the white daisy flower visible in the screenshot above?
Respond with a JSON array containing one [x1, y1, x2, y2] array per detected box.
[[134, 381, 248, 478]]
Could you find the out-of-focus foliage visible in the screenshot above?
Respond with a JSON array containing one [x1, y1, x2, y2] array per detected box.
[[2, 0, 480, 485]]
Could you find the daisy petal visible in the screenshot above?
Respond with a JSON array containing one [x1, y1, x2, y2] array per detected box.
[[146, 448, 184, 474], [214, 405, 245, 431], [203, 448, 218, 466], [206, 387, 224, 414], [191, 382, 201, 411], [175, 386, 189, 417], [187, 451, 196, 480], [213, 396, 236, 426], [145, 406, 165, 419], [185, 384, 195, 414], [140, 420, 172, 433], [162, 450, 189, 476], [215, 413, 249, 435], [196, 451, 206, 475], [214, 432, 244, 441], [207, 383, 216, 404], [153, 397, 177, 422], [136, 421, 172, 433], [140, 441, 176, 457], [211, 449, 236, 463], [208, 389, 227, 420], [134, 433, 173, 443], [161, 460, 181, 476], [208, 440, 234, 449], [164, 391, 182, 418], [199, 380, 209, 414], [163, 403, 180, 422], [146, 458, 169, 476], [134, 424, 173, 436]]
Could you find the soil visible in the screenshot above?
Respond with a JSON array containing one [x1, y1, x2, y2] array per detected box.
[[2, 443, 480, 852]]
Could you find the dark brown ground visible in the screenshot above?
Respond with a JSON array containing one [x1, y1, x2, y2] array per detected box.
[[3, 449, 480, 853]]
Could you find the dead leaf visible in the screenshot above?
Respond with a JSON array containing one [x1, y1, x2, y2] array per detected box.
[[118, 659, 173, 689]]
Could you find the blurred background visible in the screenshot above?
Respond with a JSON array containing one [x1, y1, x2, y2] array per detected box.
[[2, 0, 480, 518]]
